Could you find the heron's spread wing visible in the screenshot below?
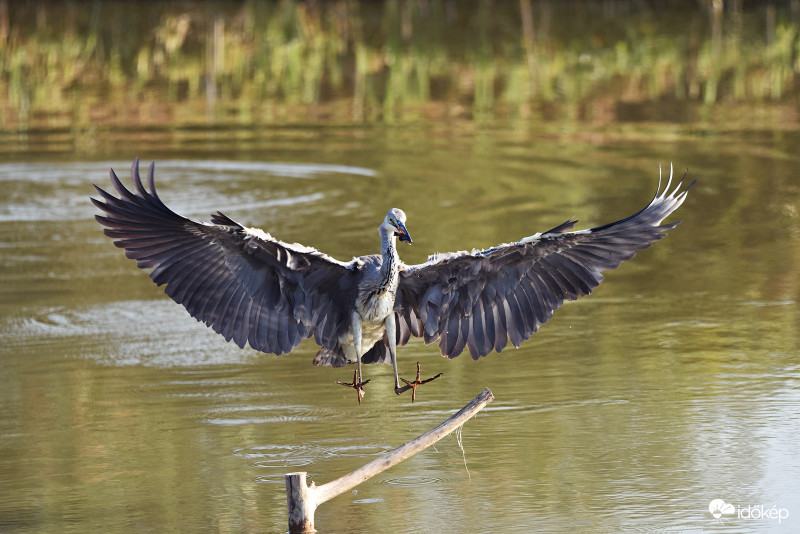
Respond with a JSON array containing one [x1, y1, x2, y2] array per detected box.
[[394, 171, 695, 360], [92, 159, 358, 355]]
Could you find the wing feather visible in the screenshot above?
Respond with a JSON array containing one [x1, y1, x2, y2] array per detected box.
[[395, 169, 695, 360], [504, 290, 527, 347], [514, 281, 537, 335], [518, 277, 544, 330], [229, 290, 251, 347], [93, 158, 357, 356], [481, 294, 496, 355], [491, 300, 507, 353]]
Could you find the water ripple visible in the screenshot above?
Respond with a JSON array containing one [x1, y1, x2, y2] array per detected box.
[[3, 301, 261, 366], [382, 474, 458, 487], [0, 160, 376, 222], [241, 441, 393, 474], [201, 403, 335, 426], [166, 160, 377, 178]]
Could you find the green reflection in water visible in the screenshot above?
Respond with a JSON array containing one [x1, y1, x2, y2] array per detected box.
[[2, 0, 800, 141]]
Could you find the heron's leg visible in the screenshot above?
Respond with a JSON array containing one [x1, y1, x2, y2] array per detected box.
[[387, 314, 442, 400], [384, 313, 404, 392], [352, 311, 364, 384], [336, 312, 369, 404]]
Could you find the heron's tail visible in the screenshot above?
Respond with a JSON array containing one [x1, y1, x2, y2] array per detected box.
[[312, 347, 348, 367]]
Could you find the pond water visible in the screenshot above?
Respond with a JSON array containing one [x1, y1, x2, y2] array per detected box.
[[2, 2, 800, 533]]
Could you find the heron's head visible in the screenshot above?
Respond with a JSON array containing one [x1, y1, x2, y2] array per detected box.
[[384, 208, 412, 243]]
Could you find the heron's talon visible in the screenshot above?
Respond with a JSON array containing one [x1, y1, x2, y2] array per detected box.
[[396, 362, 442, 402], [337, 368, 371, 404]]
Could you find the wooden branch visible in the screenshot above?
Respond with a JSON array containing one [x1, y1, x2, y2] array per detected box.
[[286, 387, 494, 533]]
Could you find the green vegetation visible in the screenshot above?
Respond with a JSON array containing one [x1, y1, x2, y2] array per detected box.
[[2, 0, 800, 130]]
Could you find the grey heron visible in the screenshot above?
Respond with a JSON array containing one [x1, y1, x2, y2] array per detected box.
[[92, 159, 694, 403]]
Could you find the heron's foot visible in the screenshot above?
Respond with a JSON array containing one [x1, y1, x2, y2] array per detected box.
[[337, 368, 371, 405], [394, 362, 442, 402]]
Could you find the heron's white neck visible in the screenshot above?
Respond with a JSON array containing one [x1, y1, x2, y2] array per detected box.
[[378, 227, 399, 293]]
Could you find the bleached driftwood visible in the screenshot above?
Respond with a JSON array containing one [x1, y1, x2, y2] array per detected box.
[[285, 387, 494, 533]]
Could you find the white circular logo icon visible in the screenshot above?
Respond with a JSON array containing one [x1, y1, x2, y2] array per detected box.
[[709, 499, 736, 519]]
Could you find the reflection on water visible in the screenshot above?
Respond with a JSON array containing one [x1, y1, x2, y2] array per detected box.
[[2, 1, 800, 533], [3, 0, 800, 139]]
